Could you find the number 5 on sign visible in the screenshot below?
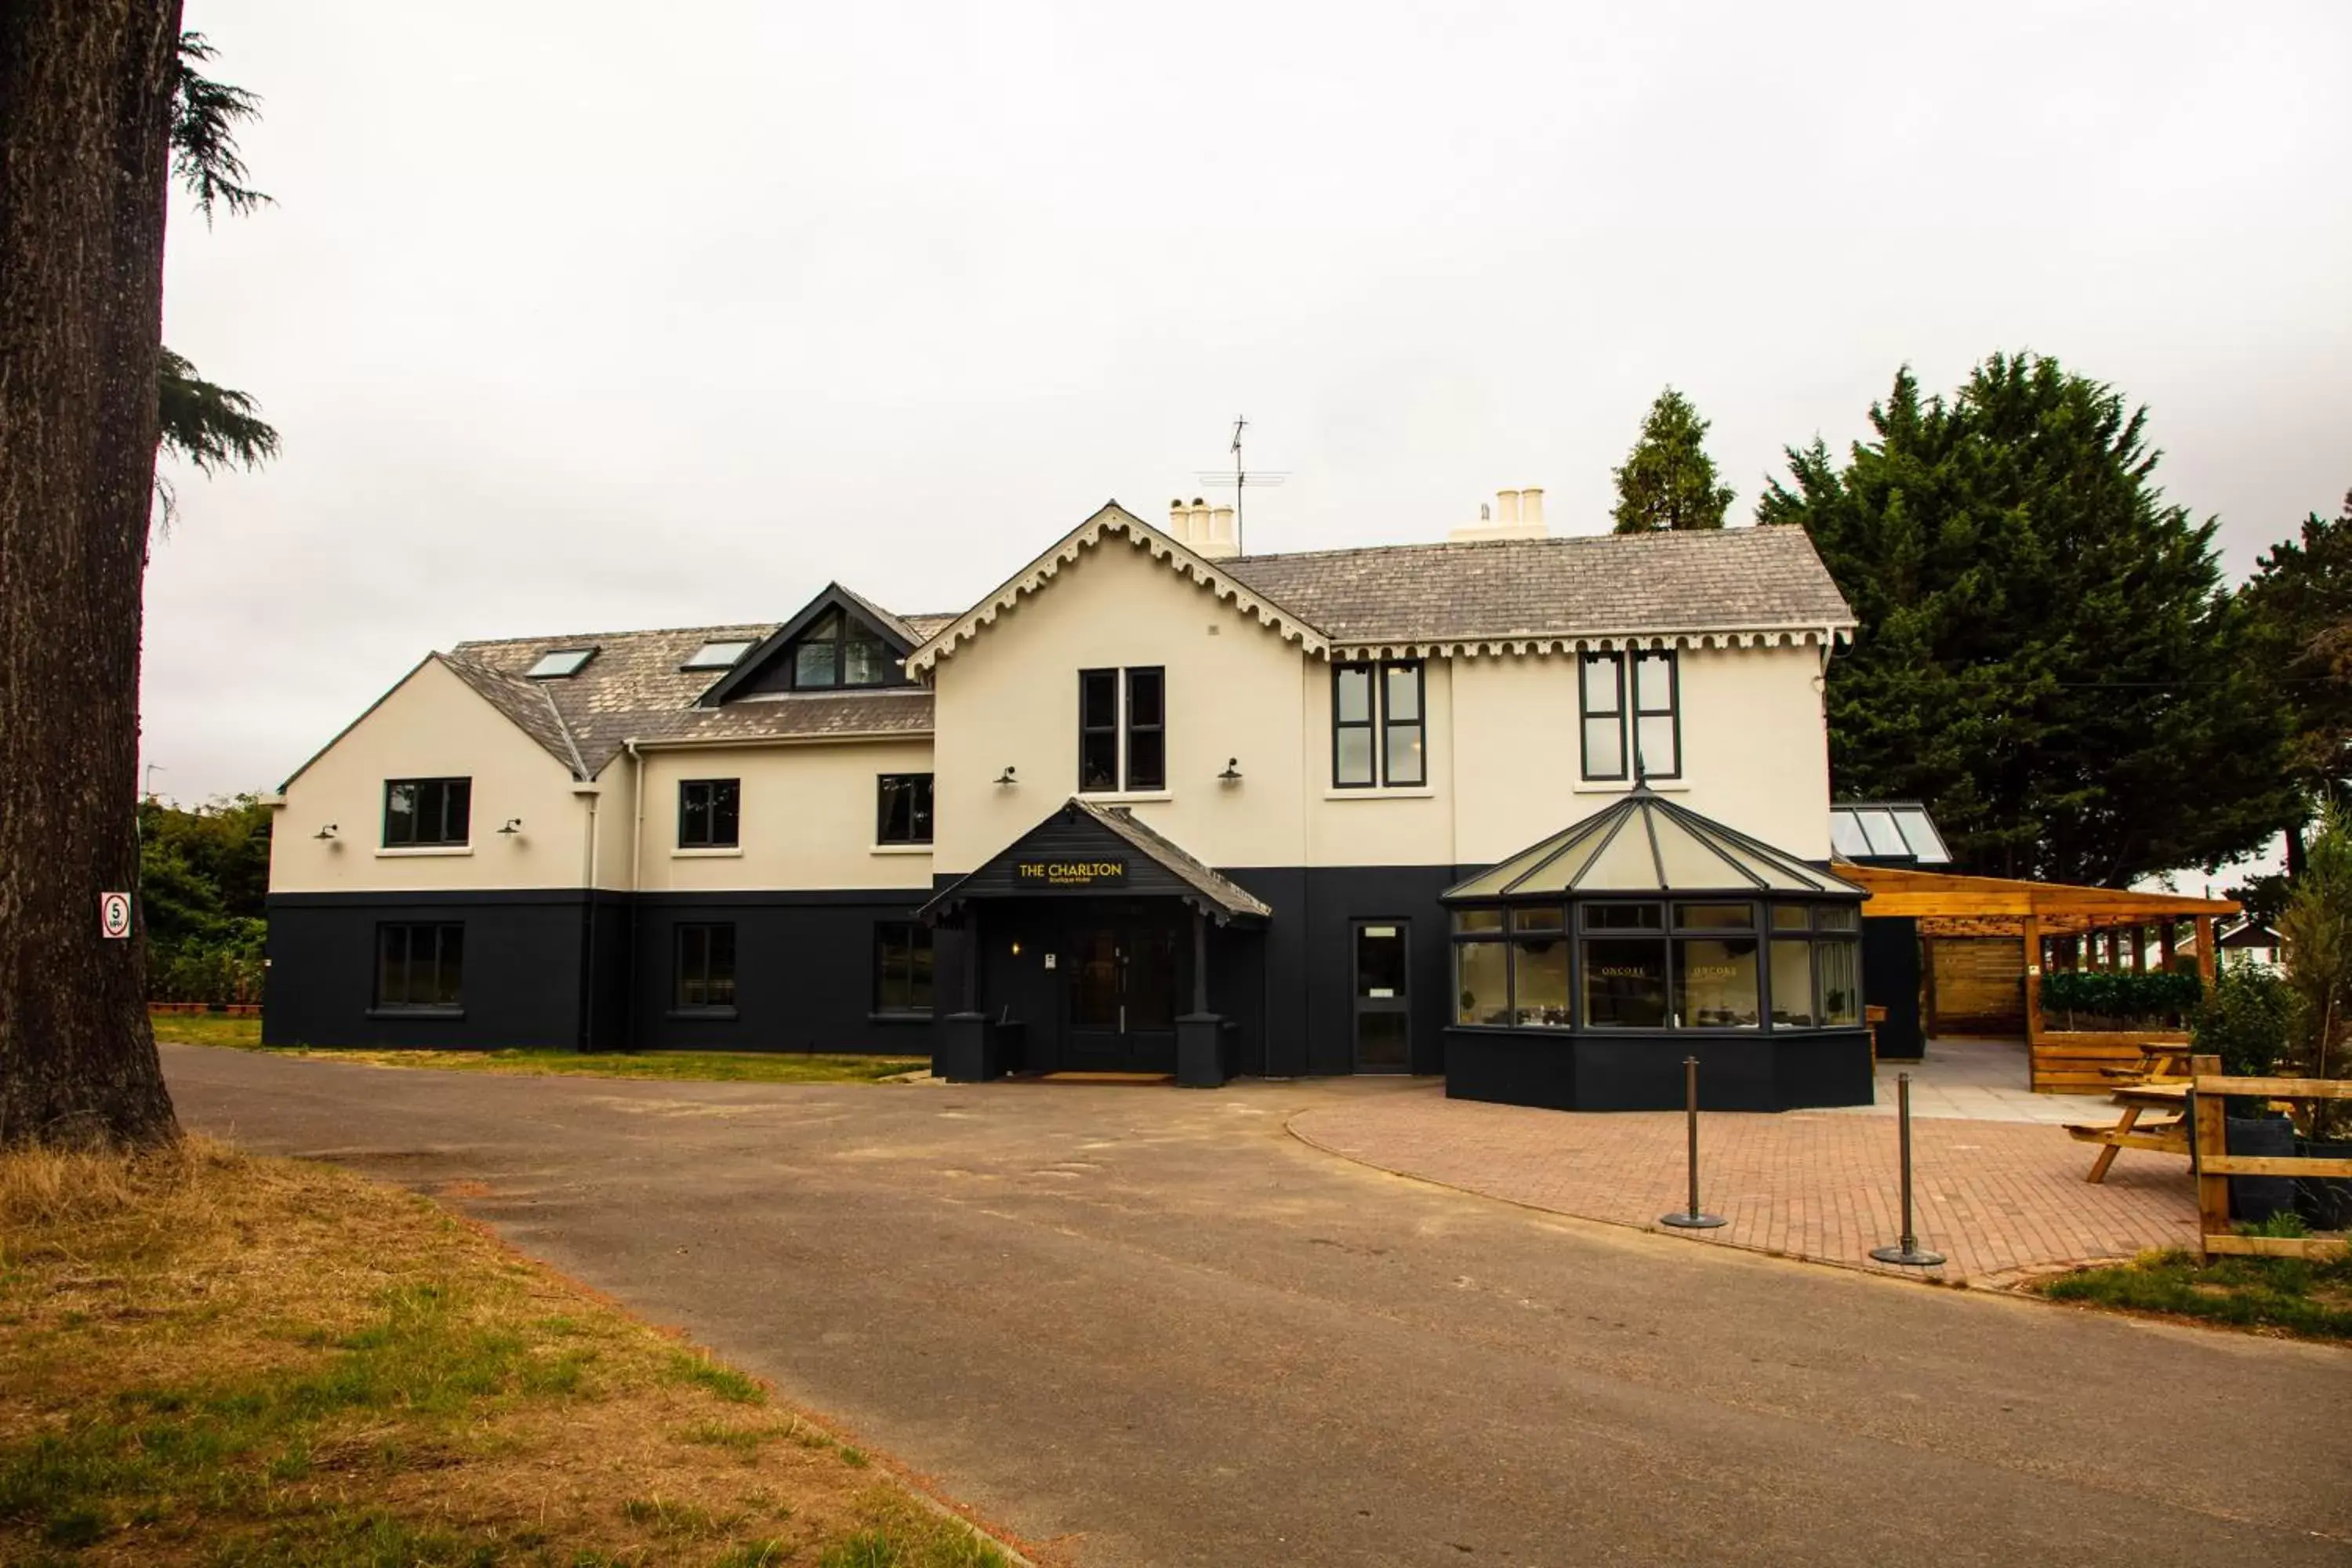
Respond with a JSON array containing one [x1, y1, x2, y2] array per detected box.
[[100, 891, 132, 940]]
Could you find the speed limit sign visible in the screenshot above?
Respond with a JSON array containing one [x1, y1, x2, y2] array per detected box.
[[100, 891, 132, 940]]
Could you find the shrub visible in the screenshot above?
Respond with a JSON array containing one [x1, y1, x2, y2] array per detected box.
[[2192, 965, 2292, 1077], [2040, 967, 2203, 1025]]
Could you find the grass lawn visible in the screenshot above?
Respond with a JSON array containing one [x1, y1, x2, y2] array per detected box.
[[0, 1138, 1012, 1566], [2031, 1236, 2352, 1341], [150, 1013, 927, 1085]]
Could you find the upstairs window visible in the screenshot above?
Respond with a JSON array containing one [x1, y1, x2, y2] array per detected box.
[[1579, 650, 1680, 782], [383, 778, 470, 848], [1079, 667, 1166, 793], [877, 773, 934, 844], [678, 779, 741, 848], [791, 609, 893, 690], [1334, 660, 1426, 788]]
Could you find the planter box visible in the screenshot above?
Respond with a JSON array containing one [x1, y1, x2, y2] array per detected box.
[[2226, 1116, 2298, 1225]]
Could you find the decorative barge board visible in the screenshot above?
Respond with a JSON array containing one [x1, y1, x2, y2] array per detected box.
[[1439, 784, 1873, 1113]]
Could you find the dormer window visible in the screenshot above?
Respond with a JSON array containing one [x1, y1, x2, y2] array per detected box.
[[681, 638, 755, 671], [790, 610, 892, 689], [525, 648, 596, 679]]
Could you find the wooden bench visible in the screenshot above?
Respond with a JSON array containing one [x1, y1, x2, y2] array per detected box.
[[2065, 1082, 2191, 1182]]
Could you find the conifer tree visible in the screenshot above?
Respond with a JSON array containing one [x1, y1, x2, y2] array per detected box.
[[1611, 387, 1736, 533], [1758, 353, 2296, 885], [2239, 491, 2352, 870]]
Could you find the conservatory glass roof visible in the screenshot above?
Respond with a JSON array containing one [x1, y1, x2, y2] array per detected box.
[[1444, 786, 1866, 902]]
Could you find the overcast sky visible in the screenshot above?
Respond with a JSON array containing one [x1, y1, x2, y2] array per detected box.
[[147, 1, 2351, 807]]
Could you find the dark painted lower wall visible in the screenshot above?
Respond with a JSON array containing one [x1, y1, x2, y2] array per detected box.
[[629, 890, 935, 1053], [267, 890, 608, 1051], [1443, 1026, 1875, 1112]]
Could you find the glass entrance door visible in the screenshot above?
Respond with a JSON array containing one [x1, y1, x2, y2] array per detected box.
[[1353, 920, 1410, 1072]]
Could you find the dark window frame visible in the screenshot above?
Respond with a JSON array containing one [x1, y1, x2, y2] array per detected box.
[[873, 920, 935, 1017], [1332, 659, 1427, 789], [1579, 653, 1628, 782], [1631, 649, 1682, 780], [673, 922, 738, 1014], [677, 778, 741, 849], [373, 921, 464, 1013], [383, 777, 471, 848], [1333, 664, 1376, 788], [1077, 666, 1167, 793], [1124, 666, 1166, 791], [789, 608, 895, 691], [876, 772, 935, 845]]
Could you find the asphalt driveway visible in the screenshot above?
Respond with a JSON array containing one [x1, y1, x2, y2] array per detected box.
[[163, 1046, 2352, 1568]]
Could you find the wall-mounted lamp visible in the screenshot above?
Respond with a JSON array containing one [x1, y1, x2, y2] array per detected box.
[[1218, 757, 1243, 784], [1011, 940, 1023, 957], [994, 764, 1018, 787], [313, 824, 338, 840], [498, 818, 524, 836]]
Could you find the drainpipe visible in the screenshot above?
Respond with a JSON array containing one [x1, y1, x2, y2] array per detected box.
[[626, 739, 645, 1050], [578, 785, 601, 1052]]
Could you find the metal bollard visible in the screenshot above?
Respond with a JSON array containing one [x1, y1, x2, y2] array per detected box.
[[1658, 1054, 1726, 1229], [1869, 1072, 1946, 1267]]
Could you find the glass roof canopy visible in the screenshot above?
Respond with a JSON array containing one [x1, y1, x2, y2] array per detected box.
[[1444, 786, 1865, 902], [1828, 801, 1952, 865]]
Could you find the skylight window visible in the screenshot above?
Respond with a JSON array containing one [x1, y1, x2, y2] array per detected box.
[[526, 648, 597, 679], [682, 639, 756, 671]]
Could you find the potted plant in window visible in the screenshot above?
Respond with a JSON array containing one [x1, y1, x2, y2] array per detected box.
[[2278, 808, 2352, 1230]]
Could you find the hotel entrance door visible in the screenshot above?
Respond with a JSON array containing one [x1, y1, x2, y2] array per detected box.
[[1065, 914, 1180, 1072]]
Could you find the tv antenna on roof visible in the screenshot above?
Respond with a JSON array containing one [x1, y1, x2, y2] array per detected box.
[[1194, 416, 1289, 555]]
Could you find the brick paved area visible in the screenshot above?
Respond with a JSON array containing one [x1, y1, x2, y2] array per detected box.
[[1287, 1082, 2199, 1285]]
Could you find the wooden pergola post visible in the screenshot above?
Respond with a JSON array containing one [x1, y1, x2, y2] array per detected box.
[[2194, 914, 2217, 992], [2022, 911, 2043, 1050], [2158, 920, 2176, 974], [2128, 923, 2145, 973]]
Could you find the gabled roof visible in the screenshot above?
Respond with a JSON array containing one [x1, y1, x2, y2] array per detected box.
[[695, 580, 958, 707], [1218, 526, 1856, 658], [1446, 786, 1864, 901], [905, 502, 1330, 676], [919, 797, 1273, 926]]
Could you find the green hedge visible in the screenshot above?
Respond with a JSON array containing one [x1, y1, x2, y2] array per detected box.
[[2041, 967, 2204, 1023]]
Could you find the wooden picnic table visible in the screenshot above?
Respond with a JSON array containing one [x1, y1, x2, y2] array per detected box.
[[2096, 1041, 2194, 1084], [2066, 1082, 2190, 1183]]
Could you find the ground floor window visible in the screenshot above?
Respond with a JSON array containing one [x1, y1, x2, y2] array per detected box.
[[674, 923, 737, 1012], [376, 923, 463, 1011], [1450, 899, 1862, 1030], [874, 922, 934, 1016]]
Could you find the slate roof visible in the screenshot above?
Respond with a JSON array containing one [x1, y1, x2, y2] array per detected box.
[[408, 520, 1852, 782], [1218, 526, 1855, 646], [1081, 800, 1274, 921], [445, 619, 937, 779]]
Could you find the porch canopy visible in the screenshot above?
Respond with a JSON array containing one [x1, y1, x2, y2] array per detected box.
[[1835, 861, 2241, 1091]]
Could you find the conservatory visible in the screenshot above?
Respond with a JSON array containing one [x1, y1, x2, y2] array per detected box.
[[1441, 785, 1875, 1112]]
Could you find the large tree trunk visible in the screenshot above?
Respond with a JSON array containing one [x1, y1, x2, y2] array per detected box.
[[0, 0, 183, 1147]]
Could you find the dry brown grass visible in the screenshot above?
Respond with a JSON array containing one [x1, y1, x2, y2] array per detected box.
[[0, 1137, 1015, 1566]]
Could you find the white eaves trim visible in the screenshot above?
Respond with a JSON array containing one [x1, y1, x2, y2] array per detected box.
[[1324, 625, 1855, 662], [903, 502, 1330, 676]]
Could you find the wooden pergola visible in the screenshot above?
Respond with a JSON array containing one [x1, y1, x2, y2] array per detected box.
[[1835, 862, 2241, 1092]]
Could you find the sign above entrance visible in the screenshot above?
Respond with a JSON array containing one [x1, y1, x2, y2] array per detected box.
[[1015, 857, 1127, 890]]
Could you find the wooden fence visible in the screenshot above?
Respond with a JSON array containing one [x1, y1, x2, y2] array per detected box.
[[2189, 1053, 2352, 1261]]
